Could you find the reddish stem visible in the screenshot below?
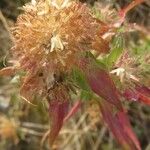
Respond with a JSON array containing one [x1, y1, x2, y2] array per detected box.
[[64, 100, 82, 122], [119, 0, 145, 23]]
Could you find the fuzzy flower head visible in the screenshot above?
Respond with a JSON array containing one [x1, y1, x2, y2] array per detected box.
[[11, 0, 110, 101], [1, 0, 148, 149]]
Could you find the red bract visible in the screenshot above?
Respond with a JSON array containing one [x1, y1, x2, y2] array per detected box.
[[100, 101, 141, 150]]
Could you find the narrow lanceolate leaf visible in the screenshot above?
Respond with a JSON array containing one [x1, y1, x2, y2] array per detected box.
[[49, 101, 69, 146], [106, 35, 124, 69], [99, 101, 141, 150], [124, 85, 150, 105], [79, 58, 123, 110]]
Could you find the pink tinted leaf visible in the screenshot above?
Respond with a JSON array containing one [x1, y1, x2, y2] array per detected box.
[[123, 89, 139, 101], [135, 85, 150, 97], [135, 85, 150, 105], [123, 85, 150, 105], [117, 111, 141, 150], [86, 68, 123, 110], [78, 57, 122, 110], [138, 93, 150, 105], [64, 100, 81, 122], [100, 101, 141, 150], [49, 101, 69, 146]]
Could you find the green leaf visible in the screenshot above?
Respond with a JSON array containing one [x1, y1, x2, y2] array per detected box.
[[106, 34, 124, 68], [84, 51, 107, 70], [72, 67, 91, 91], [80, 90, 93, 101]]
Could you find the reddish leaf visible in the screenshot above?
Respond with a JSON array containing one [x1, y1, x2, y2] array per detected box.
[[49, 101, 69, 146], [137, 92, 150, 105], [64, 100, 82, 122], [100, 101, 141, 150], [124, 85, 150, 105], [135, 85, 150, 97], [80, 63, 123, 110], [123, 89, 139, 101], [87, 70, 122, 110]]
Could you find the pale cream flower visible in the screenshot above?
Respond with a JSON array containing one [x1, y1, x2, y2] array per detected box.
[[31, 0, 37, 6], [50, 0, 71, 9], [50, 34, 64, 52], [110, 67, 139, 83]]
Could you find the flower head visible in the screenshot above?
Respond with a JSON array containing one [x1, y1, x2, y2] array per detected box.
[[11, 0, 109, 101]]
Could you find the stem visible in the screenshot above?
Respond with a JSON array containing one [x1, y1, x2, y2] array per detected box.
[[64, 100, 81, 122], [119, 0, 145, 23]]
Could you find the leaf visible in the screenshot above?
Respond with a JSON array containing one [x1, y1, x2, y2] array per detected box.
[[106, 34, 124, 69], [135, 85, 150, 97], [99, 101, 141, 150], [78, 56, 123, 110], [138, 92, 150, 105], [88, 69, 122, 110], [123, 85, 150, 105], [72, 67, 91, 91], [84, 67, 123, 110], [80, 90, 93, 101], [123, 89, 139, 101], [49, 101, 69, 146]]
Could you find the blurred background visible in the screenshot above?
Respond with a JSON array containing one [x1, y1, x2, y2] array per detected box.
[[0, 0, 150, 150]]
